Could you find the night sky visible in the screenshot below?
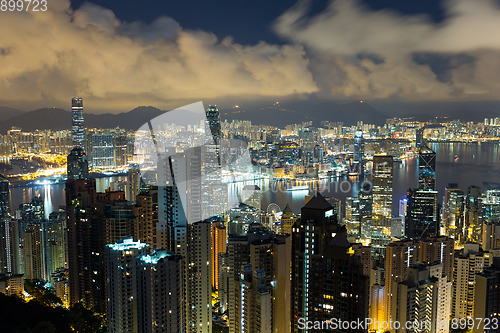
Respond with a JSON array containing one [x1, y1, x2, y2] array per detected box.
[[1, 0, 500, 113]]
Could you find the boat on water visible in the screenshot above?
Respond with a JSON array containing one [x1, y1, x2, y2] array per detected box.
[[287, 185, 309, 191]]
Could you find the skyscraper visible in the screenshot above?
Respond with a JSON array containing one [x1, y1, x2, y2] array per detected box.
[[211, 221, 226, 290], [371, 155, 394, 255], [67, 147, 89, 180], [452, 244, 485, 319], [205, 105, 221, 144], [352, 130, 364, 175], [71, 97, 84, 149], [91, 132, 115, 169], [442, 183, 465, 245], [291, 194, 369, 332], [405, 188, 439, 239], [128, 164, 141, 203], [228, 224, 291, 333], [392, 264, 452, 333], [418, 145, 436, 190], [385, 239, 420, 323], [0, 174, 9, 217]]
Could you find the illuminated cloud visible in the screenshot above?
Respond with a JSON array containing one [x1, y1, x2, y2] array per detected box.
[[275, 0, 500, 101], [0, 0, 317, 111]]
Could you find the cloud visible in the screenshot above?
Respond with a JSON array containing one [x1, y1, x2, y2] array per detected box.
[[274, 0, 500, 101], [0, 0, 317, 111]]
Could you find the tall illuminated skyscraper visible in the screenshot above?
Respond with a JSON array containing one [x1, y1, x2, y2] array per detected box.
[[418, 145, 436, 190], [205, 105, 221, 144], [405, 188, 439, 239], [442, 184, 465, 244], [0, 174, 9, 217], [352, 130, 364, 175], [371, 155, 393, 256], [71, 97, 84, 149]]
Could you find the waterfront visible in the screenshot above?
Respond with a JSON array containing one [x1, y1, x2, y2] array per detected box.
[[7, 142, 500, 219]]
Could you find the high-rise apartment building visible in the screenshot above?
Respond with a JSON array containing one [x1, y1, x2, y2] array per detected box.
[[384, 239, 420, 323], [291, 194, 369, 332], [211, 221, 226, 290], [393, 264, 452, 333], [105, 238, 185, 333], [91, 132, 115, 169], [0, 218, 21, 275], [71, 97, 85, 149], [452, 244, 485, 319], [228, 224, 291, 333]]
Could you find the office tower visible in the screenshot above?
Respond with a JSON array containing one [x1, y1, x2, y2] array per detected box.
[[301, 129, 315, 166], [211, 221, 226, 290], [0, 274, 24, 296], [0, 174, 9, 217], [67, 147, 89, 180], [452, 244, 485, 319], [405, 188, 439, 239], [105, 238, 185, 333], [133, 186, 158, 248], [390, 217, 403, 237], [291, 194, 369, 332], [281, 203, 297, 234], [419, 236, 454, 282], [392, 264, 452, 333], [91, 132, 115, 169], [51, 268, 70, 308], [22, 224, 43, 280], [418, 145, 436, 190], [345, 196, 361, 239], [385, 239, 420, 323], [352, 130, 364, 175], [65, 178, 104, 311], [128, 164, 141, 203], [0, 218, 21, 274], [371, 155, 394, 256], [442, 184, 465, 245], [206, 105, 221, 144], [483, 189, 500, 223], [228, 225, 291, 333], [228, 203, 260, 236], [187, 221, 212, 333], [71, 97, 85, 149]]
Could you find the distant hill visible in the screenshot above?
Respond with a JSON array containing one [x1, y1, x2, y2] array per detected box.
[[0, 106, 201, 133], [220, 100, 389, 127], [0, 106, 24, 121]]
